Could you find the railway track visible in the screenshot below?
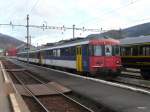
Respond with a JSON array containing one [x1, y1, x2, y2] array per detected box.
[[3, 60, 109, 112], [113, 75, 150, 91], [7, 58, 150, 92], [10, 71, 50, 112], [3, 58, 150, 112], [120, 72, 142, 80], [109, 69, 150, 90]]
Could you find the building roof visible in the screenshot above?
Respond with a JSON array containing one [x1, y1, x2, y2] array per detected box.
[[120, 35, 150, 45]]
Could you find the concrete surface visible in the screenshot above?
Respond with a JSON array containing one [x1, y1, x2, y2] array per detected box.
[[0, 67, 12, 112], [0, 60, 31, 112], [10, 59, 150, 112]]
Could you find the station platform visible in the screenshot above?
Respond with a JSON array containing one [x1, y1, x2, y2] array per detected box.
[[10, 59, 150, 112], [0, 63, 11, 112], [0, 61, 30, 112]]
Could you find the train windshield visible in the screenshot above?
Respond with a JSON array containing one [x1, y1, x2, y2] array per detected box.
[[113, 45, 120, 56], [93, 45, 102, 56], [90, 45, 120, 56]]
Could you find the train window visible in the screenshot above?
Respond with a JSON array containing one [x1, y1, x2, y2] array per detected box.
[[139, 46, 143, 56], [124, 47, 132, 56], [142, 46, 150, 56], [68, 47, 72, 56], [105, 45, 112, 56], [60, 47, 71, 56], [65, 48, 69, 56], [132, 46, 138, 56], [70, 47, 75, 56], [146, 46, 149, 56], [49, 50, 53, 56], [146, 47, 150, 56], [94, 45, 102, 56], [120, 47, 125, 56], [60, 48, 64, 56], [143, 47, 146, 56], [57, 49, 60, 57], [53, 50, 57, 56]]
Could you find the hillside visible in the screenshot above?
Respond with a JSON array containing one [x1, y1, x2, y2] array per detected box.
[[122, 22, 150, 37], [87, 22, 150, 39], [0, 33, 25, 50]]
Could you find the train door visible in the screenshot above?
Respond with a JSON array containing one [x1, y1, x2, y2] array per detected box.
[[38, 51, 43, 65], [76, 46, 83, 72], [82, 45, 89, 72]]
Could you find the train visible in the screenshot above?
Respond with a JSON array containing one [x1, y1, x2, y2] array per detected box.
[[120, 36, 150, 79], [17, 38, 121, 77], [6, 47, 17, 56]]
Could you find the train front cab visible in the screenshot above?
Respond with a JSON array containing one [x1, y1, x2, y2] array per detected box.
[[89, 39, 121, 76]]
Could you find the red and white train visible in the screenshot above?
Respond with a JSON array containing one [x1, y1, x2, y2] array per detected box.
[[17, 38, 121, 76]]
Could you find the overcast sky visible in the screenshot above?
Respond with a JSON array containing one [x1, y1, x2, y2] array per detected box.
[[0, 0, 149, 46]]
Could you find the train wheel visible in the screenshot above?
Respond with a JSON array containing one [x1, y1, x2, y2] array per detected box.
[[141, 69, 150, 79]]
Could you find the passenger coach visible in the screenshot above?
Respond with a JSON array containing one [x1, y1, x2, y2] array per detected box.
[[17, 38, 121, 76], [120, 36, 150, 79]]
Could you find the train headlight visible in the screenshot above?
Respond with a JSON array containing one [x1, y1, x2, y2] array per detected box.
[[116, 60, 120, 64]]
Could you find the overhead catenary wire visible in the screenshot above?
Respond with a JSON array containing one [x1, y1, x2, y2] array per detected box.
[[79, 0, 142, 25], [0, 16, 149, 34], [29, 0, 41, 14], [0, 23, 105, 32], [5, 1, 29, 25], [1, 0, 144, 33]]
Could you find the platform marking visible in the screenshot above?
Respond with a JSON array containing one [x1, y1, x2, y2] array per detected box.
[[126, 68, 140, 72], [13, 59, 150, 95], [0, 61, 10, 83], [9, 93, 21, 112], [137, 106, 147, 109]]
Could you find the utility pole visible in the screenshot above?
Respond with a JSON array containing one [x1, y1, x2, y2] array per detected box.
[[73, 24, 75, 39], [26, 14, 30, 64]]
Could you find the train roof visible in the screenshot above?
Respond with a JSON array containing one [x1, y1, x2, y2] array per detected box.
[[18, 37, 118, 54], [90, 38, 120, 45], [37, 37, 118, 51], [41, 38, 89, 51], [120, 35, 150, 45], [17, 38, 89, 54]]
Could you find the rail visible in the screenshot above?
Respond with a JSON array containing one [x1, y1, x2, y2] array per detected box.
[[23, 70, 95, 112], [10, 72, 50, 112]]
